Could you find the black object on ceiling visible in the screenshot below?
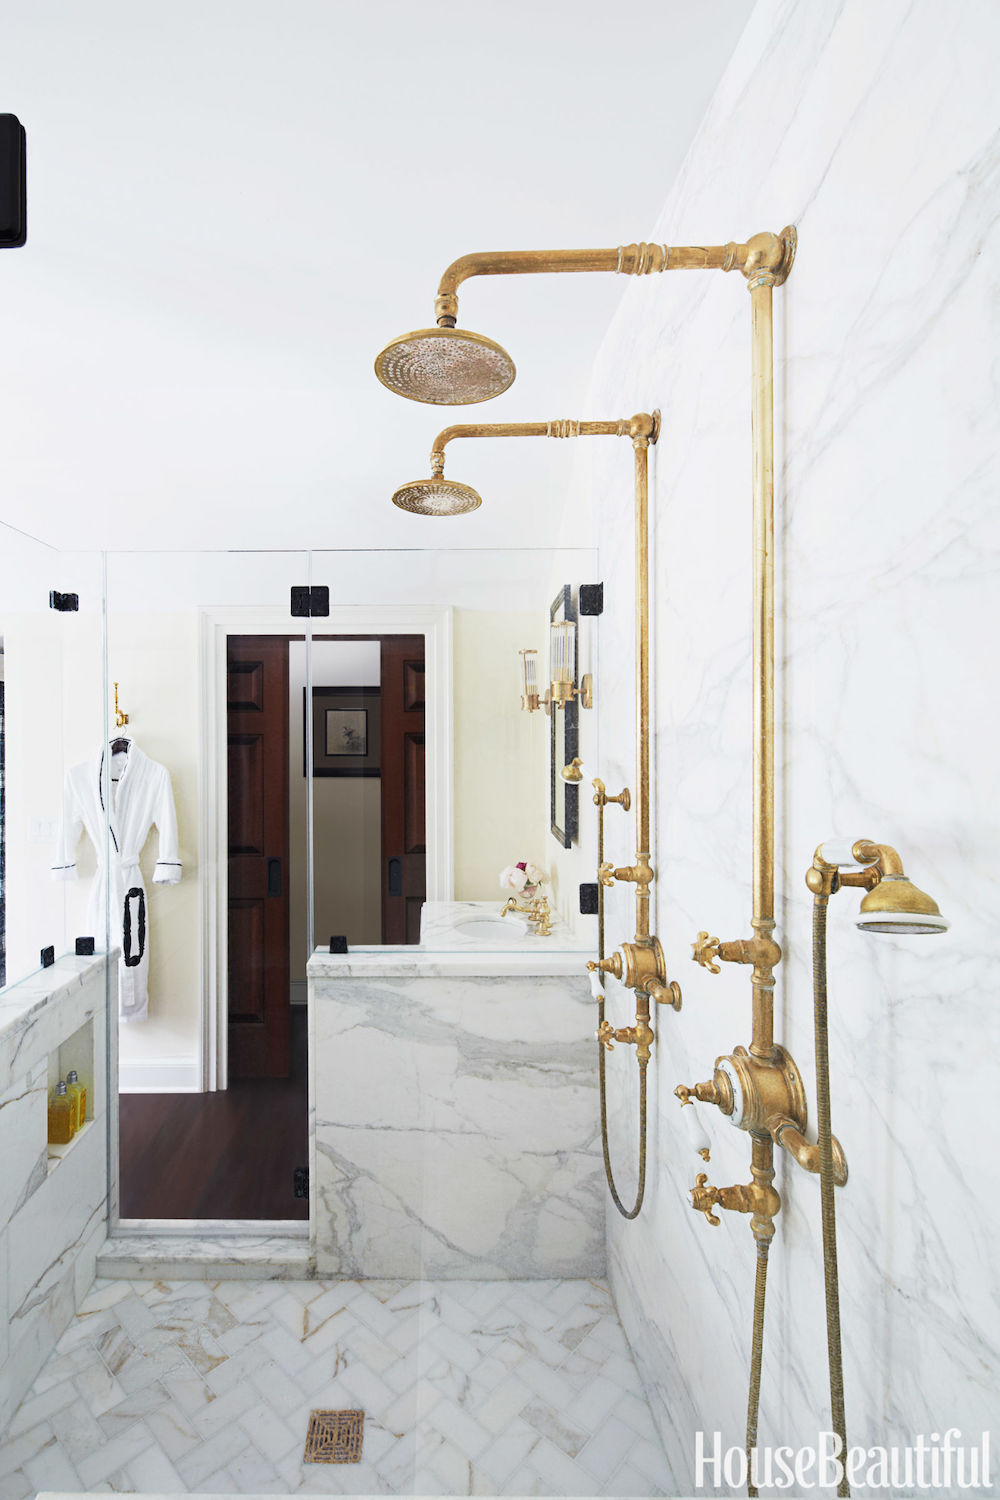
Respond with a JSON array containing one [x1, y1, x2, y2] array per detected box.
[[0, 115, 26, 249]]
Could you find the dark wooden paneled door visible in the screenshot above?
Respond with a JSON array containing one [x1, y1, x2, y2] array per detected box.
[[227, 636, 290, 1079], [380, 636, 425, 944]]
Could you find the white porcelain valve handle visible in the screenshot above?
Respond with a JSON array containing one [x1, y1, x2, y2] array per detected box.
[[677, 1094, 712, 1161]]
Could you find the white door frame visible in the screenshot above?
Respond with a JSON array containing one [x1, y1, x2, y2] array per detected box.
[[197, 604, 453, 1092]]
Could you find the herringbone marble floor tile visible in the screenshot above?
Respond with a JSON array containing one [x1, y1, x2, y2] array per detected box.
[[2, 1277, 676, 1496]]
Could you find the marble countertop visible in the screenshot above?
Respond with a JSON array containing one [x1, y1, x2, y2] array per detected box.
[[308, 900, 596, 978]]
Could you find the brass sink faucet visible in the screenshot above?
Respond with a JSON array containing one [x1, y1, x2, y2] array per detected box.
[[500, 894, 553, 936]]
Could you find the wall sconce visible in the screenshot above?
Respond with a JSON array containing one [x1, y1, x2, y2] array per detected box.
[[547, 620, 593, 709], [549, 619, 576, 707], [519, 649, 543, 713]]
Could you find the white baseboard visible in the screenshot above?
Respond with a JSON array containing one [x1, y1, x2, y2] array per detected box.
[[119, 1057, 201, 1093]]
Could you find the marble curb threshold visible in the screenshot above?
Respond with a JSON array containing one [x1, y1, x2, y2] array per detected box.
[[96, 1232, 314, 1281]]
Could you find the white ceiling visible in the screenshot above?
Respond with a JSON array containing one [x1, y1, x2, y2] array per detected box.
[[0, 0, 754, 553]]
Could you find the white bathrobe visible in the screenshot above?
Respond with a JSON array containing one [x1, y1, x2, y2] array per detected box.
[[52, 737, 181, 1022]]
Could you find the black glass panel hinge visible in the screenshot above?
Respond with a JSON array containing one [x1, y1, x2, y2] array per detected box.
[[290, 586, 330, 618], [579, 584, 604, 617]]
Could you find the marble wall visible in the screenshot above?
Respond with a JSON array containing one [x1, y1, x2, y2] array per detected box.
[[0, 955, 112, 1432], [309, 933, 603, 1279], [570, 1, 1000, 1491]]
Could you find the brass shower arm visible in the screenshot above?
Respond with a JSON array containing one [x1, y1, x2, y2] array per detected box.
[[435, 235, 793, 313], [428, 414, 656, 472], [431, 235, 796, 325]]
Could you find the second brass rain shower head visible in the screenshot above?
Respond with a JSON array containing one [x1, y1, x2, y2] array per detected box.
[[389, 414, 656, 516], [374, 234, 796, 404], [391, 477, 483, 516]]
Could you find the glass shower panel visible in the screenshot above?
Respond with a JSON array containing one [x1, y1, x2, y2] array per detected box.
[[105, 548, 311, 1223], [0, 528, 105, 994]]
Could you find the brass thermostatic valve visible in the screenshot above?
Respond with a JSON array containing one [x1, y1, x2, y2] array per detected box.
[[590, 938, 681, 1010], [676, 1045, 848, 1186]]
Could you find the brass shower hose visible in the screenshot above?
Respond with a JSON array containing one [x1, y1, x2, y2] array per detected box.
[[595, 789, 647, 1220], [812, 886, 850, 1497], [746, 891, 849, 1498], [746, 1231, 770, 1499]]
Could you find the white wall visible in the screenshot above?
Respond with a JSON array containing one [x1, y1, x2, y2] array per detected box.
[[572, 1, 999, 1489]]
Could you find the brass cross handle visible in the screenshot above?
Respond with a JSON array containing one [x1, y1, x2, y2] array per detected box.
[[691, 1172, 722, 1226], [598, 862, 616, 888], [692, 931, 721, 973], [596, 1020, 617, 1051]]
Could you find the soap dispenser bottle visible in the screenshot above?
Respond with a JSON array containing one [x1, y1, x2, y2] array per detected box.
[[66, 1070, 86, 1131], [48, 1081, 74, 1145]]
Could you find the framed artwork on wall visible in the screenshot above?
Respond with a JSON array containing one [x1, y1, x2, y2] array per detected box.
[[305, 686, 381, 777]]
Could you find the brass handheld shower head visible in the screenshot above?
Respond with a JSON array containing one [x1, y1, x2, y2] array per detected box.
[[810, 839, 949, 935], [855, 875, 949, 935]]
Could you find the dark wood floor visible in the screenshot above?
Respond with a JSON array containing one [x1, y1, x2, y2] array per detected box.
[[118, 1006, 309, 1220]]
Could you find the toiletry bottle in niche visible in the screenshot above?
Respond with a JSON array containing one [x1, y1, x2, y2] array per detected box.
[[48, 1081, 74, 1145], [66, 1069, 86, 1130]]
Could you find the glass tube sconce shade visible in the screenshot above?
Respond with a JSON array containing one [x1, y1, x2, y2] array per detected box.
[[550, 619, 577, 707], [520, 649, 541, 712]]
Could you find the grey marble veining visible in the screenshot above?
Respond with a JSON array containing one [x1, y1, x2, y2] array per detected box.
[[309, 960, 604, 1280]]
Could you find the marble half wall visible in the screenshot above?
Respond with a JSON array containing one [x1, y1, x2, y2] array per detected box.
[[0, 954, 113, 1433], [567, 0, 1000, 1492], [309, 956, 603, 1279]]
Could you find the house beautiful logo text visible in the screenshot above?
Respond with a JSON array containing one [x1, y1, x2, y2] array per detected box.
[[694, 1428, 992, 1491]]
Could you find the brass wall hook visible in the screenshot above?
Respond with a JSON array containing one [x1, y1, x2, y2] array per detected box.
[[113, 682, 129, 729], [592, 779, 630, 811]]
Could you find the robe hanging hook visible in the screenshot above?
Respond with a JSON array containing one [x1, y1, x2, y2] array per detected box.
[[113, 682, 129, 729]]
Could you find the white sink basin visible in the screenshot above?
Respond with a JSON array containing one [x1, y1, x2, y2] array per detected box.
[[453, 916, 529, 940]]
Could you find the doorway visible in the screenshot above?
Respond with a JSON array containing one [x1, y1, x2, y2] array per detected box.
[[116, 629, 426, 1221]]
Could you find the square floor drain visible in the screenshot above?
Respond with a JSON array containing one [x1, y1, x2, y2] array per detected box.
[[304, 1409, 365, 1463]]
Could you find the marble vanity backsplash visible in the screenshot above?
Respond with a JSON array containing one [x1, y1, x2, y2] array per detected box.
[[308, 905, 603, 1280]]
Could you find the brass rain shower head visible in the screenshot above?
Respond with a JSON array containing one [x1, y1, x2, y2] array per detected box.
[[391, 477, 483, 516], [374, 234, 796, 405], [375, 327, 516, 406]]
